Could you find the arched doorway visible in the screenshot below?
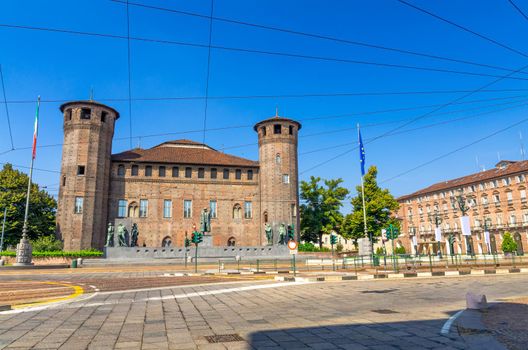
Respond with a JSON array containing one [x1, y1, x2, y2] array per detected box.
[[227, 237, 236, 246], [128, 202, 139, 217], [514, 232, 524, 256], [263, 211, 268, 223], [161, 236, 172, 247], [490, 234, 497, 254]]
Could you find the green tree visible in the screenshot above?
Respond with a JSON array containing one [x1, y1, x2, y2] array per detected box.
[[31, 235, 63, 251], [0, 164, 57, 249], [501, 232, 517, 254], [300, 176, 349, 248], [342, 166, 399, 245]]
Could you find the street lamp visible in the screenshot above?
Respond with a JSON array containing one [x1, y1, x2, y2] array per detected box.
[[450, 191, 474, 256], [428, 211, 443, 257]]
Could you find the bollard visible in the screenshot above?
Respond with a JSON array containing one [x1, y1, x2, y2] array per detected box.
[[71, 259, 77, 268], [274, 259, 277, 271], [428, 254, 433, 274], [354, 257, 358, 276], [256, 259, 260, 273]]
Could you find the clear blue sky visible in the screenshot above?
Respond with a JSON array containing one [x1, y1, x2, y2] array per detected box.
[[1, 0, 528, 207]]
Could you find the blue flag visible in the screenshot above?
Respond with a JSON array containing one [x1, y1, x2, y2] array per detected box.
[[358, 127, 366, 176]]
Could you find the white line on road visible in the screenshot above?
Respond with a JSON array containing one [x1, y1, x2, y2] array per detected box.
[[440, 309, 464, 335]]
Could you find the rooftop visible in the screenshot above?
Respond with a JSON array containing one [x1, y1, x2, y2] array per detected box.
[[398, 160, 528, 201], [111, 139, 258, 167]]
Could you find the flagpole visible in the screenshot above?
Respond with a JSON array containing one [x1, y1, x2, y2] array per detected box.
[[14, 96, 39, 266], [357, 124, 372, 256]]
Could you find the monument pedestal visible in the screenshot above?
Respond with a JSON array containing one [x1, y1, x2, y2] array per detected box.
[[358, 237, 373, 257], [202, 234, 213, 247]]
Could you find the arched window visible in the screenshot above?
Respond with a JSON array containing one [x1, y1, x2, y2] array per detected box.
[[128, 201, 139, 218], [117, 164, 125, 176], [161, 236, 172, 247], [233, 204, 242, 219], [227, 237, 236, 246], [275, 154, 281, 164], [263, 211, 268, 223]]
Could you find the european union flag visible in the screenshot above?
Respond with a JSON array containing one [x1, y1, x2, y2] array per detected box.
[[359, 127, 366, 176]]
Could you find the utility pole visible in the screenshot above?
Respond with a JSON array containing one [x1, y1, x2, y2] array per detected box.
[[0, 207, 6, 251]]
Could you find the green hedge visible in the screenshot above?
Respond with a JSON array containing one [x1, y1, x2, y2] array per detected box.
[[0, 250, 103, 258], [298, 242, 331, 252]]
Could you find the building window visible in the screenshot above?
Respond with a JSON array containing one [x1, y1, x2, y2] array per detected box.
[[117, 165, 125, 176], [74, 197, 83, 214], [139, 199, 148, 218], [145, 166, 152, 177], [275, 154, 281, 164], [211, 168, 217, 179], [77, 165, 85, 176], [233, 204, 242, 219], [521, 189, 527, 202], [101, 111, 108, 123], [128, 202, 139, 217], [510, 214, 516, 226], [80, 108, 91, 120], [507, 192, 513, 204], [118, 200, 127, 218], [184, 200, 192, 218], [66, 109, 72, 121], [494, 194, 500, 204], [210, 200, 217, 218], [159, 166, 166, 177], [163, 199, 172, 218], [185, 167, 192, 178], [261, 126, 266, 136], [235, 169, 242, 180], [289, 125, 293, 135], [131, 165, 138, 176], [244, 201, 252, 219], [274, 124, 281, 134], [62, 176, 66, 187], [172, 166, 179, 177], [223, 168, 229, 179], [283, 174, 290, 184], [247, 170, 253, 180], [482, 196, 488, 205], [503, 178, 510, 186], [198, 168, 205, 179]]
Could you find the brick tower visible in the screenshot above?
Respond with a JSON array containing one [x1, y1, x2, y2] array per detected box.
[[254, 114, 301, 243], [56, 101, 119, 250]]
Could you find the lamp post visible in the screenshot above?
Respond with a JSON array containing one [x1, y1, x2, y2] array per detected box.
[[428, 211, 443, 257], [450, 192, 474, 256], [483, 217, 492, 254]]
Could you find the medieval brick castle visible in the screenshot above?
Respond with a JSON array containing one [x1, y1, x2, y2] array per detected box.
[[55, 101, 301, 251]]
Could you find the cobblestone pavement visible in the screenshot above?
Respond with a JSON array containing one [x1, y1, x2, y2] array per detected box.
[[482, 296, 528, 350], [1, 274, 527, 349]]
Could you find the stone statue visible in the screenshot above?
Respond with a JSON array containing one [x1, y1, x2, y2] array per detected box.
[[130, 223, 139, 247], [105, 222, 115, 247], [200, 208, 211, 233], [278, 224, 286, 245], [117, 224, 128, 247], [264, 223, 273, 245]]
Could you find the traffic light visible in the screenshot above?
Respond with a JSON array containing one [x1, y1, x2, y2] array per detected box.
[[185, 238, 191, 247], [196, 232, 203, 244], [330, 234, 337, 245], [287, 225, 294, 241]]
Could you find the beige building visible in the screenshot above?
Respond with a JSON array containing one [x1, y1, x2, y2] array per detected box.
[[397, 160, 528, 256], [56, 101, 301, 251]]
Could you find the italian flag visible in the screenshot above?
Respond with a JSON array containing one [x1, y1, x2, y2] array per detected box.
[[31, 96, 40, 159]]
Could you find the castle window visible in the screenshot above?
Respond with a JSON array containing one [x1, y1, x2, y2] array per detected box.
[[62, 176, 66, 187], [275, 154, 281, 164], [118, 200, 127, 218], [223, 168, 229, 179], [77, 165, 85, 176], [233, 204, 242, 219], [235, 169, 242, 180], [184, 200, 192, 218], [227, 237, 236, 246], [159, 166, 166, 177], [247, 170, 253, 180], [274, 124, 281, 134], [131, 165, 138, 176], [139, 199, 148, 218], [145, 166, 152, 177], [261, 126, 266, 136], [263, 211, 268, 223], [80, 108, 91, 120], [198, 168, 205, 179], [74, 197, 83, 214], [210, 200, 217, 218], [172, 166, 179, 177], [185, 167, 192, 178], [163, 199, 172, 218], [211, 168, 217, 179], [244, 201, 252, 219], [101, 111, 108, 123], [128, 202, 138, 217], [117, 165, 125, 176], [289, 125, 293, 135], [283, 174, 290, 184], [66, 109, 72, 121]]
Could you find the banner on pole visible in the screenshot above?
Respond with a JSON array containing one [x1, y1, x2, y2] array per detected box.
[[484, 231, 490, 244], [412, 235, 417, 247], [434, 227, 442, 242], [460, 216, 471, 236], [446, 241, 451, 255]]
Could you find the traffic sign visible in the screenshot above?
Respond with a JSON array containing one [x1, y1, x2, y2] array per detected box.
[[287, 240, 298, 254]]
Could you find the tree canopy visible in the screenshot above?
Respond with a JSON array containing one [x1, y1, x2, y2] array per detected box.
[[501, 232, 517, 253], [300, 176, 349, 247], [341, 166, 399, 245], [0, 163, 57, 249]]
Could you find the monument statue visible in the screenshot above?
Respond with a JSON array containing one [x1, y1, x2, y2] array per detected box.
[[264, 223, 273, 245], [200, 207, 211, 233], [105, 222, 115, 247], [117, 224, 128, 247], [278, 224, 286, 245], [130, 223, 139, 247]]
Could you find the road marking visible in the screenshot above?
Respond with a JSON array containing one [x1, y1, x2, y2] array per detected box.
[[441, 309, 464, 335], [0, 291, 98, 315], [11, 282, 84, 309]]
